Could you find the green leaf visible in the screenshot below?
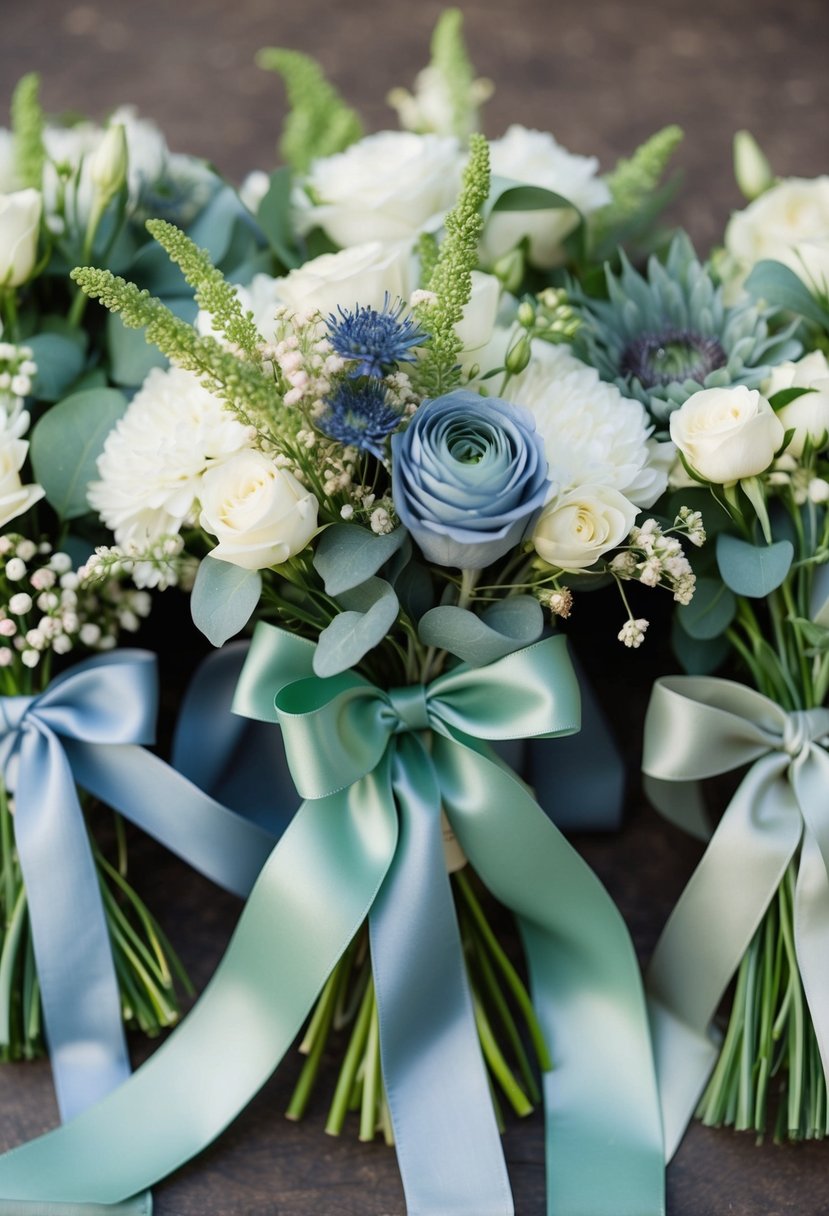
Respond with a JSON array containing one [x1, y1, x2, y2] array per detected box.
[[313, 524, 408, 596], [418, 596, 544, 665], [676, 576, 737, 640], [27, 333, 86, 403], [745, 259, 829, 329], [485, 176, 580, 220], [716, 533, 793, 598], [191, 556, 262, 647], [30, 388, 126, 519], [790, 617, 829, 653], [671, 618, 730, 675], [186, 184, 250, 268], [256, 167, 301, 269], [811, 563, 829, 628], [768, 386, 817, 412], [313, 578, 399, 677]]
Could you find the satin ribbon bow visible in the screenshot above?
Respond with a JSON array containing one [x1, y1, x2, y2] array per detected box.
[[0, 625, 664, 1216], [642, 674, 829, 1160]]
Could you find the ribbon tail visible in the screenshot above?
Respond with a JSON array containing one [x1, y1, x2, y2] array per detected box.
[[436, 736, 665, 1216], [791, 748, 829, 1092], [63, 741, 278, 899], [645, 753, 801, 1159], [370, 736, 513, 1216], [0, 771, 398, 1205]]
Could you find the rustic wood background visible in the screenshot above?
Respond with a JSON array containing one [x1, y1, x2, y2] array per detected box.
[[1, 0, 828, 1212]]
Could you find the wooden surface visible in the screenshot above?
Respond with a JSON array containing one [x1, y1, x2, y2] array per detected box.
[[2, 1, 829, 1211]]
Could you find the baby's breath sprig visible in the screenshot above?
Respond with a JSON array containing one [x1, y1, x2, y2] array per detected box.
[[79, 536, 197, 593]]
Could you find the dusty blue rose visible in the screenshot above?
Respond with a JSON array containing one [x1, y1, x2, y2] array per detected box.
[[391, 389, 551, 569]]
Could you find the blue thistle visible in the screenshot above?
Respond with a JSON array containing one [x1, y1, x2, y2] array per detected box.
[[319, 379, 403, 460], [327, 295, 428, 378]]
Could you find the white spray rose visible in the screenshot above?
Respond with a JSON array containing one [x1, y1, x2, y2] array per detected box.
[[669, 386, 784, 484], [481, 126, 611, 270], [533, 485, 638, 571], [0, 189, 41, 287], [724, 177, 829, 296], [766, 351, 829, 456], [199, 450, 319, 571], [295, 131, 463, 247], [455, 271, 501, 357]]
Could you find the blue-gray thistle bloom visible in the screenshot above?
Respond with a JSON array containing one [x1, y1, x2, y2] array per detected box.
[[570, 232, 801, 431], [326, 296, 427, 378], [319, 379, 403, 459]]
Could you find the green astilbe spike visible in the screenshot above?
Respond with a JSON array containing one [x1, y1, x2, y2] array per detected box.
[[144, 219, 262, 360], [411, 134, 490, 399], [257, 48, 363, 174], [430, 9, 483, 139], [11, 74, 45, 191], [417, 232, 440, 291], [589, 125, 684, 255], [70, 267, 278, 434]]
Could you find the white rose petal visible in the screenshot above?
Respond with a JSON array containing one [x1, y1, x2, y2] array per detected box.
[[199, 450, 319, 571], [724, 177, 829, 298], [0, 190, 42, 288], [455, 271, 501, 357], [766, 351, 829, 457], [669, 386, 784, 484], [533, 485, 638, 571]]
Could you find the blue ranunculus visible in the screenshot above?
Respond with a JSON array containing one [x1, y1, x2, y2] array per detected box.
[[391, 389, 551, 570]]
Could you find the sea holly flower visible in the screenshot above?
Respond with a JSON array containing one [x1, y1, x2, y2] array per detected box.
[[326, 296, 427, 378], [318, 378, 404, 460], [391, 389, 550, 569], [571, 232, 800, 430]]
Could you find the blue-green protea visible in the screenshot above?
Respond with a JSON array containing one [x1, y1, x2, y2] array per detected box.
[[571, 232, 801, 430]]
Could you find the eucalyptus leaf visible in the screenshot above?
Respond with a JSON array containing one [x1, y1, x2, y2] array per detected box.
[[418, 596, 543, 665], [28, 333, 86, 403], [187, 184, 252, 267], [810, 562, 829, 627], [676, 576, 737, 640], [314, 524, 408, 596], [191, 556, 262, 647], [256, 167, 301, 269], [395, 559, 434, 623], [790, 617, 829, 653], [671, 619, 730, 675], [745, 259, 829, 329], [716, 534, 793, 598], [30, 387, 126, 519], [313, 578, 399, 677]]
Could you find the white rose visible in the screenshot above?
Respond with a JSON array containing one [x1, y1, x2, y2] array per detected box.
[[199, 450, 318, 571], [766, 351, 829, 457], [533, 485, 638, 571], [669, 386, 784, 484], [481, 126, 611, 270], [455, 271, 501, 357], [295, 131, 463, 248], [0, 189, 41, 287], [724, 177, 829, 291], [0, 430, 44, 529]]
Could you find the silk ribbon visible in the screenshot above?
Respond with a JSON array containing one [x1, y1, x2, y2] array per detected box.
[[0, 626, 664, 1215], [642, 674, 829, 1160]]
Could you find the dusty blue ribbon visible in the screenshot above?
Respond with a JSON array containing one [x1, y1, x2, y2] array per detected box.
[[0, 650, 277, 1128]]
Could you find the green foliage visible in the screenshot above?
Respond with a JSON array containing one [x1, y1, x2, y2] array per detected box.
[[417, 232, 440, 290], [313, 577, 399, 677], [745, 259, 829, 331], [191, 556, 262, 647], [430, 9, 480, 138], [11, 73, 45, 190], [257, 48, 363, 174], [313, 524, 408, 596], [715, 535, 793, 598], [589, 125, 683, 259], [30, 387, 127, 519], [70, 266, 277, 431], [145, 219, 262, 359], [411, 134, 490, 398]]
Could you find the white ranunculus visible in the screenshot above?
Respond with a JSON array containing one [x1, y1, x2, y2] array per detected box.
[[505, 343, 669, 508], [455, 271, 501, 356], [533, 484, 638, 571], [199, 450, 318, 571], [481, 126, 611, 270], [724, 177, 829, 294], [669, 386, 784, 484], [89, 366, 252, 548], [766, 351, 829, 457], [295, 131, 463, 248], [0, 189, 41, 287]]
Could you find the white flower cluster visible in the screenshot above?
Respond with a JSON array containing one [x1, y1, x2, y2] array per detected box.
[[80, 535, 196, 593], [0, 342, 45, 531], [260, 306, 345, 411], [617, 618, 650, 649], [610, 517, 698, 606], [0, 534, 151, 672]]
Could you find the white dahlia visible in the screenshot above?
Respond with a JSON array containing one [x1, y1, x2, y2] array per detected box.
[[89, 366, 252, 548]]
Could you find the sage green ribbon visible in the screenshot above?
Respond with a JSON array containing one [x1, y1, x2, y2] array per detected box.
[[0, 625, 664, 1215], [642, 675, 829, 1160]]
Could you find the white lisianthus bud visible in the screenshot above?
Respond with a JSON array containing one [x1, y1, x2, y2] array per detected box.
[[733, 131, 774, 202], [669, 386, 784, 484], [89, 123, 128, 205], [199, 449, 319, 571], [533, 485, 638, 571], [0, 189, 42, 287]]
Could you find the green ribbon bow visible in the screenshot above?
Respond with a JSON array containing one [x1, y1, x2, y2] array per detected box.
[[0, 624, 664, 1215], [642, 675, 829, 1160]]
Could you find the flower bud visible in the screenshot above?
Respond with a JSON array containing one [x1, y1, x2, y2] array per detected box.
[[733, 131, 774, 202], [505, 333, 532, 376], [90, 123, 128, 206], [493, 248, 524, 294], [517, 300, 536, 329], [0, 189, 42, 288]]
